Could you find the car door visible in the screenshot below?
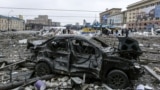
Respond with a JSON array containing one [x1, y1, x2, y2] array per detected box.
[[50, 38, 70, 73], [70, 38, 102, 77]]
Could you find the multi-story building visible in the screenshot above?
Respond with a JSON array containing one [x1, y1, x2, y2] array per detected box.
[[0, 15, 24, 31], [26, 15, 60, 30], [100, 8, 122, 25], [100, 8, 127, 28], [127, 0, 160, 31], [52, 22, 61, 27], [107, 11, 127, 27]]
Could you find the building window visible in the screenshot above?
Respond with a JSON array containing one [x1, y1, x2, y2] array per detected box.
[[155, 22, 158, 25], [144, 23, 147, 26], [156, 17, 159, 20], [157, 2, 159, 5]]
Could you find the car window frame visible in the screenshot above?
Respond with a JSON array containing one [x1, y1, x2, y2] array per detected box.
[[49, 37, 70, 52]]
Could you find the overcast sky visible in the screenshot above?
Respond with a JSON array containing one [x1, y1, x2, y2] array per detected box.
[[0, 0, 140, 25]]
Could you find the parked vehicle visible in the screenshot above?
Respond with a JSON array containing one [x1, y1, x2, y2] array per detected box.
[[80, 28, 101, 37], [11, 29, 17, 31], [27, 35, 143, 89], [155, 29, 160, 35], [0, 30, 7, 32]]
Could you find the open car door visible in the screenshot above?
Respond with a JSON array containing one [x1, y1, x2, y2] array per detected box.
[[69, 38, 102, 77], [50, 38, 70, 73]]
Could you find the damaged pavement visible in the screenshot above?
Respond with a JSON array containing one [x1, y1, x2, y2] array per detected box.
[[0, 32, 160, 90]]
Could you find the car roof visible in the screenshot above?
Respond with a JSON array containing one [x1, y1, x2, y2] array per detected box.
[[55, 34, 92, 40]]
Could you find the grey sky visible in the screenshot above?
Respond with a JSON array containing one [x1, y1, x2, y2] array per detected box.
[[0, 0, 140, 25]]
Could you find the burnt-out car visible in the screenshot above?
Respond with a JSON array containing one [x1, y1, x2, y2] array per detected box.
[[27, 35, 143, 89]]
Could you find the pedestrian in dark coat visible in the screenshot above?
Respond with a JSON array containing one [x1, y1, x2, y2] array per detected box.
[[115, 29, 118, 35], [121, 29, 124, 36], [125, 29, 129, 37]]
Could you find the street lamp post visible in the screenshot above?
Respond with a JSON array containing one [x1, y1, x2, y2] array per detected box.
[[8, 10, 13, 31]]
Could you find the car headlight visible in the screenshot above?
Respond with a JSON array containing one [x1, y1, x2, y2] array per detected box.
[[134, 63, 141, 69]]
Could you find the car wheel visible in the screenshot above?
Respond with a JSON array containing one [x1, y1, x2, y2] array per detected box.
[[35, 62, 51, 76], [106, 70, 129, 89]]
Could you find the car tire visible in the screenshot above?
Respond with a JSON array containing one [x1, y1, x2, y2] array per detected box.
[[35, 62, 51, 76], [106, 70, 129, 89]]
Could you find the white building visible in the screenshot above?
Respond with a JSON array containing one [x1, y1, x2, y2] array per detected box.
[[0, 15, 25, 31]]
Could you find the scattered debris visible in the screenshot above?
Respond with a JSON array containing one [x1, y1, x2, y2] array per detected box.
[[0, 32, 160, 89], [153, 67, 160, 75], [143, 65, 160, 82], [18, 39, 28, 44], [34, 80, 46, 90]]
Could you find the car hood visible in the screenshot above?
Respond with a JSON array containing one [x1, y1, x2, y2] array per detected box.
[[31, 40, 46, 45], [27, 39, 47, 49]]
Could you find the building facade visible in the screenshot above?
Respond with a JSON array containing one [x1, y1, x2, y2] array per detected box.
[[100, 8, 122, 25], [127, 0, 160, 31], [0, 15, 24, 31], [27, 15, 50, 25], [26, 15, 60, 30], [52, 22, 61, 27], [107, 11, 127, 27]]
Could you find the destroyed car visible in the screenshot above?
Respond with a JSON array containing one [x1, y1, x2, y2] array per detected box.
[[27, 35, 143, 89]]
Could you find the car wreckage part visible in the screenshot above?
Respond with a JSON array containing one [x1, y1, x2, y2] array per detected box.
[[106, 70, 129, 89], [118, 37, 142, 60], [35, 62, 51, 76]]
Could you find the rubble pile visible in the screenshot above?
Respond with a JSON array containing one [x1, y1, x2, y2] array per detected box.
[[1, 33, 160, 62], [0, 33, 160, 89], [20, 76, 111, 90], [138, 70, 160, 90], [148, 63, 160, 75], [0, 33, 50, 62]]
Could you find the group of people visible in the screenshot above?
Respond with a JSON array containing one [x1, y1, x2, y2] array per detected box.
[[102, 28, 131, 37], [62, 29, 71, 34], [115, 29, 129, 37]]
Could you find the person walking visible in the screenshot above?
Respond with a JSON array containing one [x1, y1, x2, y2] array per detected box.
[[125, 29, 129, 37], [67, 29, 70, 34], [115, 29, 118, 36], [121, 29, 124, 36]]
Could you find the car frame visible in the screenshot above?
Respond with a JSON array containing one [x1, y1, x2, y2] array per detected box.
[[27, 34, 143, 89]]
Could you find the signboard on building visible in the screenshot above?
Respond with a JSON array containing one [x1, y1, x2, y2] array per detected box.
[[138, 6, 155, 20], [136, 5, 160, 19], [102, 14, 109, 24], [155, 5, 160, 18]]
